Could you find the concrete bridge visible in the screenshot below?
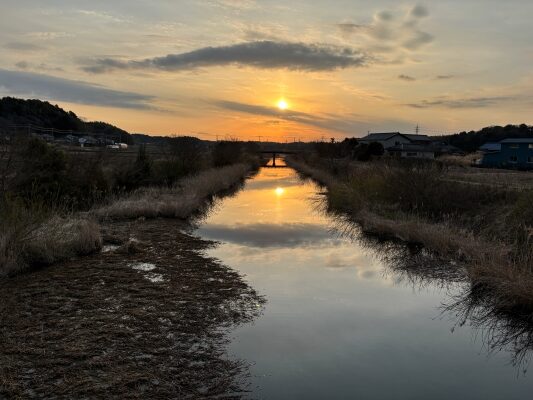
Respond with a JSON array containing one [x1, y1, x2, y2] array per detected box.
[[260, 150, 297, 167]]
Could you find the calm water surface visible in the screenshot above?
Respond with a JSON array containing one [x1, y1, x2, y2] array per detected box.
[[196, 165, 533, 399]]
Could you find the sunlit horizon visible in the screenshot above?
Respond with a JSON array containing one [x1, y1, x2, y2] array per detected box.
[[1, 1, 532, 141]]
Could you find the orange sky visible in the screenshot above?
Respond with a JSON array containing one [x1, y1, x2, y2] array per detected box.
[[2, 1, 533, 141]]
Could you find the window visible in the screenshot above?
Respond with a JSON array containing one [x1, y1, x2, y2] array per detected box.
[[529, 144, 533, 149], [509, 156, 518, 163], [509, 144, 520, 149], [528, 156, 533, 163]]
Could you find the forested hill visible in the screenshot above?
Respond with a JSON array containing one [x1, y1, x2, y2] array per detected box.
[[439, 124, 533, 152], [0, 97, 133, 144]]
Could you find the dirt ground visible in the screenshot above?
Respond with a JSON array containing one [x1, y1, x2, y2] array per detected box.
[[0, 219, 265, 399]]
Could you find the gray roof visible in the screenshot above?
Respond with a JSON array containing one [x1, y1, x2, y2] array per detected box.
[[403, 134, 432, 142], [500, 138, 533, 144], [360, 132, 432, 143], [479, 142, 501, 152], [359, 132, 401, 141]]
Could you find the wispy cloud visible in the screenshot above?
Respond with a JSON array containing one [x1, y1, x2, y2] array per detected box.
[[82, 41, 368, 73], [405, 96, 521, 109], [0, 69, 153, 109], [337, 4, 434, 56], [4, 42, 46, 51], [15, 61, 64, 72], [209, 99, 407, 134], [199, 222, 333, 248], [398, 74, 416, 81]]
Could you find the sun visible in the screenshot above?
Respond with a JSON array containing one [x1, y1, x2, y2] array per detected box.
[[275, 187, 285, 196], [277, 99, 288, 110]]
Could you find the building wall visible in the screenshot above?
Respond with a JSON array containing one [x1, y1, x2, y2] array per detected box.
[[481, 143, 533, 169]]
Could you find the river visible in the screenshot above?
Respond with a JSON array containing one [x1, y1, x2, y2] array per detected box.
[[195, 163, 533, 399]]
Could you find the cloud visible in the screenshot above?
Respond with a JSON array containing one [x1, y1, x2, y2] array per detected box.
[[398, 74, 416, 81], [24, 31, 74, 40], [15, 61, 29, 69], [336, 5, 434, 56], [76, 10, 127, 23], [410, 4, 429, 18], [402, 30, 434, 50], [0, 69, 153, 109], [210, 99, 364, 133], [209, 99, 412, 134], [198, 222, 335, 248], [15, 61, 64, 72], [435, 75, 454, 80], [82, 41, 368, 73], [5, 42, 45, 51], [337, 23, 365, 37], [210, 0, 257, 9], [405, 96, 520, 109]]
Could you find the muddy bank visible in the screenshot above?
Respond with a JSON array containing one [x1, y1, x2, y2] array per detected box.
[[0, 218, 264, 399]]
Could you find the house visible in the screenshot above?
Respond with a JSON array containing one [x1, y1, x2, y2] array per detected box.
[[479, 138, 533, 170], [359, 132, 436, 159], [79, 136, 99, 147], [358, 132, 412, 149], [387, 143, 435, 160]]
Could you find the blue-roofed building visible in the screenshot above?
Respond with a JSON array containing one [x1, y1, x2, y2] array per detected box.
[[479, 138, 533, 170]]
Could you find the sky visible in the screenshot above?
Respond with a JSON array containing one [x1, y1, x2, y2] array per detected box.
[[1, 0, 532, 141]]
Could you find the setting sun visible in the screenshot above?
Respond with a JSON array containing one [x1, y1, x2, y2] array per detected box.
[[275, 187, 285, 196], [277, 99, 288, 110]]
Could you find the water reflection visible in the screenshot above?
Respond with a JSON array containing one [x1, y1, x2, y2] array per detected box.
[[331, 218, 533, 372], [196, 167, 533, 399]]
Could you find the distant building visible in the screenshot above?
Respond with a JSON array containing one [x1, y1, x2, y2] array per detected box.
[[79, 136, 99, 147], [359, 132, 437, 159], [387, 143, 435, 160], [479, 138, 533, 170], [359, 132, 412, 149], [479, 142, 501, 153]]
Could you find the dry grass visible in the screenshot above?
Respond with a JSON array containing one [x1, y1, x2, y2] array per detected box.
[[448, 169, 533, 191], [94, 163, 252, 220], [0, 219, 265, 398], [0, 213, 102, 277], [290, 156, 533, 309], [439, 153, 479, 167]]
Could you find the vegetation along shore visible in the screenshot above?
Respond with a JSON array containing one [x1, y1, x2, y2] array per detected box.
[[287, 152, 533, 313], [0, 126, 261, 276]]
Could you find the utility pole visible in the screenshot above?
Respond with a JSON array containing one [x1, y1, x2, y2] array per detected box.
[[415, 124, 420, 135]]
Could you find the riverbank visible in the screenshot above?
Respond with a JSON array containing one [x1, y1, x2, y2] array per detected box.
[[0, 162, 256, 277], [0, 218, 264, 398], [287, 157, 533, 311]]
